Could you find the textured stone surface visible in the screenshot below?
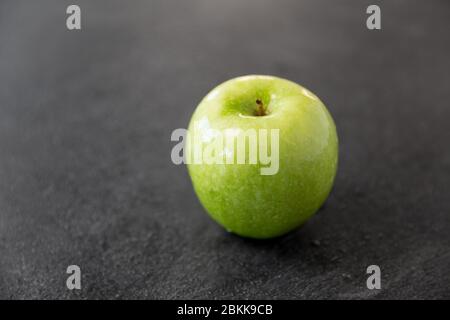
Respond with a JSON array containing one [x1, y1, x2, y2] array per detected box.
[[0, 0, 449, 299]]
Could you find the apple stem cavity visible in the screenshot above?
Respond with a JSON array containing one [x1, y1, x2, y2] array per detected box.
[[255, 99, 268, 116]]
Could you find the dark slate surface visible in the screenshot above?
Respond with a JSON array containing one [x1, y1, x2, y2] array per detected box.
[[0, 0, 449, 299]]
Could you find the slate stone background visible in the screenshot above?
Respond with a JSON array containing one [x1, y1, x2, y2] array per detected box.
[[0, 0, 449, 299]]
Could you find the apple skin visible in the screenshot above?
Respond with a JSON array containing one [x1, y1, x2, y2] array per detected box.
[[186, 75, 338, 239]]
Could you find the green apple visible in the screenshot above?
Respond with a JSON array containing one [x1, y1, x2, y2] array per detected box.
[[186, 75, 338, 239]]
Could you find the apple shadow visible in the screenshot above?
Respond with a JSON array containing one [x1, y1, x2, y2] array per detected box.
[[206, 198, 367, 298], [221, 200, 329, 247]]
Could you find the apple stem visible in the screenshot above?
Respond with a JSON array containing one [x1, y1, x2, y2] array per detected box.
[[255, 99, 266, 116]]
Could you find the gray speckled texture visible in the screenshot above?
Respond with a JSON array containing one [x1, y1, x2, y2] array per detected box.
[[0, 0, 449, 299]]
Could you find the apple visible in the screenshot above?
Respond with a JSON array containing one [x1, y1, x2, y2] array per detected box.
[[186, 75, 338, 239]]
